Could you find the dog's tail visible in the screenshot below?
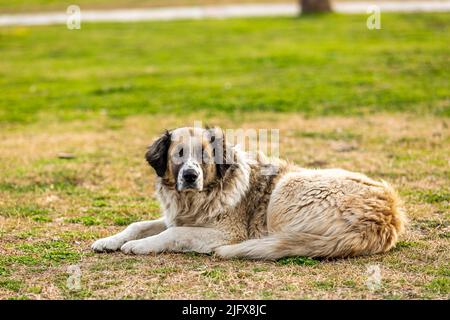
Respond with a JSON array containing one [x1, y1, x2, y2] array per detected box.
[[215, 233, 343, 260], [215, 229, 398, 260]]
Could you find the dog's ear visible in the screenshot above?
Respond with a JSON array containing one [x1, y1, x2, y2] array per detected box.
[[145, 130, 171, 177], [207, 127, 232, 178]]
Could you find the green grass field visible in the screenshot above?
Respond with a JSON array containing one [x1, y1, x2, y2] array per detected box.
[[0, 13, 449, 299], [1, 13, 449, 124]]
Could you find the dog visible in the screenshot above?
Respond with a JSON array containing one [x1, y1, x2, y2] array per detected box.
[[92, 126, 406, 259]]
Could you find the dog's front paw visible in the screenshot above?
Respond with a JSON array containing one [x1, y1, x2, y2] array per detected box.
[[121, 239, 155, 255], [91, 236, 124, 252]]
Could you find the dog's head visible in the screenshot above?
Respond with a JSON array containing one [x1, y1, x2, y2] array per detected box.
[[145, 127, 232, 192]]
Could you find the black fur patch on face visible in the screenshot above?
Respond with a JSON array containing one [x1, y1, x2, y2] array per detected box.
[[145, 130, 171, 177], [207, 127, 232, 179]]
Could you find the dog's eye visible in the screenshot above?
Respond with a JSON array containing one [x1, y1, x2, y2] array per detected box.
[[178, 148, 184, 157]]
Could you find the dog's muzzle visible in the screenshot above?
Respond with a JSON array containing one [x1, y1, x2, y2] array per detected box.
[[177, 162, 203, 191], [183, 169, 198, 184]]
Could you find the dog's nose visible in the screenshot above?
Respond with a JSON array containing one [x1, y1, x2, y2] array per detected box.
[[183, 169, 198, 183]]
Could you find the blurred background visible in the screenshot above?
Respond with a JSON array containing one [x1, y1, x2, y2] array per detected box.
[[1, 0, 448, 121], [0, 1, 426, 13]]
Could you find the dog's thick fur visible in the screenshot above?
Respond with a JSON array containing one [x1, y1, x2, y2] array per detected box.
[[92, 127, 406, 260]]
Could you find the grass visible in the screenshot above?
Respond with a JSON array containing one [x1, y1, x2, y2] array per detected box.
[[0, 279, 23, 292], [426, 278, 450, 295], [0, 13, 449, 299], [277, 257, 319, 266], [0, 14, 449, 125]]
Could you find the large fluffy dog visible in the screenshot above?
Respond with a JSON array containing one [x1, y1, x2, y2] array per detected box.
[[92, 127, 406, 259]]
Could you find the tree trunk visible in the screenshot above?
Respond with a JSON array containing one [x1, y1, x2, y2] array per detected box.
[[301, 0, 332, 13]]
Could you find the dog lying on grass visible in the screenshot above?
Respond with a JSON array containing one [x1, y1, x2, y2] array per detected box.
[[92, 126, 406, 259]]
